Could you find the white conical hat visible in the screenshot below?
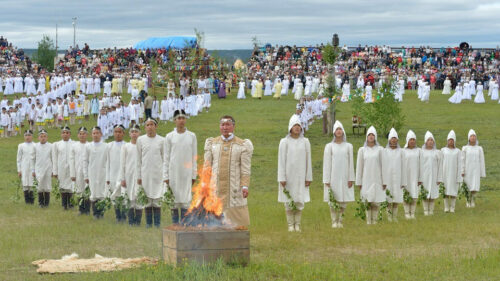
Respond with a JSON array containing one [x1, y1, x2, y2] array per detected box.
[[364, 126, 379, 146], [387, 128, 399, 148], [288, 114, 302, 133], [404, 130, 416, 148], [468, 129, 477, 145], [422, 131, 436, 149], [447, 130, 456, 142], [333, 120, 346, 142]]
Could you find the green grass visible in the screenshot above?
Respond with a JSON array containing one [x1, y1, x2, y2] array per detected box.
[[1, 89, 499, 280]]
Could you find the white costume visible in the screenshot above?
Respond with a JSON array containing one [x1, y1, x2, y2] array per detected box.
[[84, 141, 108, 201], [403, 130, 420, 219], [441, 130, 462, 212], [419, 131, 442, 215], [163, 128, 197, 208], [322, 121, 354, 228], [462, 129, 485, 208], [277, 115, 312, 232], [69, 141, 87, 193], [17, 142, 35, 188], [34, 142, 53, 192], [52, 139, 73, 192]]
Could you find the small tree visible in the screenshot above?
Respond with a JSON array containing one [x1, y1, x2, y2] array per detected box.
[[32, 35, 57, 72], [351, 77, 405, 137], [322, 43, 342, 134]]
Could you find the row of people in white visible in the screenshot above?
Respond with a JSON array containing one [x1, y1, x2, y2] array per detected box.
[[277, 116, 485, 231]]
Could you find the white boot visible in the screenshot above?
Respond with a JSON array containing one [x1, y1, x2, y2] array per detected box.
[[429, 200, 435, 215], [337, 206, 345, 228], [387, 204, 393, 222], [423, 200, 429, 216], [392, 205, 398, 222], [410, 201, 417, 219], [371, 204, 380, 225], [403, 202, 411, 219], [471, 193, 476, 208], [330, 207, 338, 228], [294, 210, 302, 232], [450, 197, 456, 213], [444, 197, 449, 213], [366, 208, 372, 225], [286, 210, 294, 232]]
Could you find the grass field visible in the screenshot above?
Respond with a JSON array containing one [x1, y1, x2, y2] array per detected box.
[[1, 89, 499, 280]]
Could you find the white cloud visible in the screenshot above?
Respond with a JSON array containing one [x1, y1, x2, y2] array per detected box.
[[1, 0, 499, 49]]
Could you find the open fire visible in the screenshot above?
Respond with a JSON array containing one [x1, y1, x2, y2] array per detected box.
[[179, 165, 228, 228]]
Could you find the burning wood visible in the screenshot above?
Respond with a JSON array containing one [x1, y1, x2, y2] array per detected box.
[[180, 165, 229, 228]]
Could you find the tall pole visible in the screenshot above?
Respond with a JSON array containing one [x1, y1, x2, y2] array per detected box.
[[55, 23, 58, 53], [72, 17, 77, 48]]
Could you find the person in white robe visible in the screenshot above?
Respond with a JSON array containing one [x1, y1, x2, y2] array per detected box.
[[356, 126, 384, 225], [107, 125, 126, 222], [160, 96, 169, 122], [419, 131, 443, 215], [281, 77, 289, 96], [103, 78, 112, 96], [163, 110, 197, 224], [442, 77, 452, 95], [84, 126, 108, 218], [33, 129, 53, 207], [137, 118, 165, 228], [120, 124, 142, 225], [448, 83, 463, 104], [364, 83, 373, 103], [441, 130, 462, 213], [237, 79, 246, 99], [70, 127, 90, 214], [278, 115, 312, 232], [52, 126, 74, 210], [489, 79, 498, 100], [341, 82, 350, 102], [323, 121, 354, 228], [403, 130, 421, 219], [474, 82, 485, 103], [264, 79, 272, 96], [294, 81, 304, 101], [382, 128, 407, 222], [461, 129, 485, 208], [17, 130, 35, 204]]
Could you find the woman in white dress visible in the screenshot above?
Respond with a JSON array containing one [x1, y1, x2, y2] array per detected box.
[[294, 81, 304, 101], [281, 77, 289, 96], [448, 83, 463, 104], [264, 79, 272, 96], [278, 115, 312, 232], [442, 77, 452, 95], [382, 128, 406, 222], [474, 82, 485, 103], [323, 121, 354, 228], [356, 126, 384, 225], [403, 130, 421, 219], [250, 78, 257, 98], [461, 129, 485, 208], [419, 131, 442, 216], [341, 82, 350, 102], [237, 79, 246, 99], [490, 79, 499, 100], [441, 130, 462, 213]]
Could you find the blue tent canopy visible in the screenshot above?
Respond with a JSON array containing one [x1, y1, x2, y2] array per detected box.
[[134, 36, 197, 50]]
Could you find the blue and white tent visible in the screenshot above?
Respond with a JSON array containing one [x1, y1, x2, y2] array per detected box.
[[134, 36, 197, 50]]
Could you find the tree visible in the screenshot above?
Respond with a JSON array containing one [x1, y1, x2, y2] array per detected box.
[[351, 77, 405, 137], [321, 43, 341, 134], [32, 35, 57, 72]]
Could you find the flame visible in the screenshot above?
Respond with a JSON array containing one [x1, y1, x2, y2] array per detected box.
[[186, 164, 223, 217]]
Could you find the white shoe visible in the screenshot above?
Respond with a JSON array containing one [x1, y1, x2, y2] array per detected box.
[[294, 224, 301, 232], [424, 211, 429, 216], [405, 214, 411, 220], [332, 222, 338, 228], [288, 225, 295, 232]]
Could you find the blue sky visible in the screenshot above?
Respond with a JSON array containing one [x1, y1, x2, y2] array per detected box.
[[2, 0, 499, 49]]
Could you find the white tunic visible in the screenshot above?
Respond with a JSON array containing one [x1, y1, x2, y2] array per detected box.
[[69, 142, 87, 193], [163, 129, 197, 205], [34, 142, 53, 191], [441, 147, 462, 196], [52, 140, 73, 191], [323, 142, 355, 202], [382, 147, 407, 203], [119, 143, 138, 201], [106, 141, 125, 198], [136, 135, 165, 199], [419, 149, 443, 199], [277, 136, 312, 204], [462, 145, 485, 192], [84, 142, 108, 200], [17, 142, 35, 186], [356, 146, 384, 203], [403, 148, 421, 198]]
